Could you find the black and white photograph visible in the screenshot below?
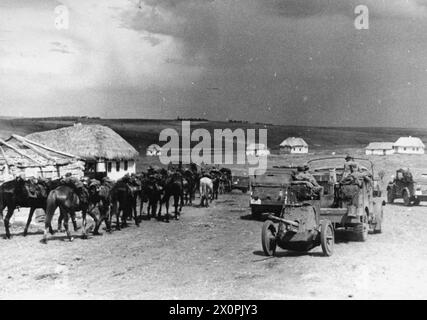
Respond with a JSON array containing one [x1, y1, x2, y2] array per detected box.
[[1, 0, 427, 302]]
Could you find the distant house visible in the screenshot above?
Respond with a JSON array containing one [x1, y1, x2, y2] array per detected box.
[[365, 142, 395, 156], [146, 144, 162, 156], [279, 137, 308, 154], [26, 124, 139, 181], [246, 143, 270, 156], [393, 136, 425, 154]]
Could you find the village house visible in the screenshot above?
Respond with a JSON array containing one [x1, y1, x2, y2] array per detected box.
[[393, 136, 425, 154], [279, 137, 308, 154], [246, 143, 270, 156], [26, 124, 139, 181], [146, 144, 162, 156], [0, 134, 84, 183], [365, 142, 395, 156]]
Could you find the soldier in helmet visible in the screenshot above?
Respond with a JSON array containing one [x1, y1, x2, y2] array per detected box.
[[293, 164, 320, 187]]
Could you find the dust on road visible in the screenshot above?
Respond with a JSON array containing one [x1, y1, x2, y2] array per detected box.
[[1, 192, 427, 299]]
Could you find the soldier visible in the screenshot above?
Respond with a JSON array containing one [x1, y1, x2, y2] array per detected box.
[[342, 154, 358, 180], [292, 164, 323, 198], [293, 165, 320, 187]]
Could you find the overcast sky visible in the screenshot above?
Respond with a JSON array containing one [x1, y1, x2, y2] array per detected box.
[[1, 0, 427, 127]]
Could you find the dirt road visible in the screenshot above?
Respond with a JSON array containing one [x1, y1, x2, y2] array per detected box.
[[1, 190, 427, 300]]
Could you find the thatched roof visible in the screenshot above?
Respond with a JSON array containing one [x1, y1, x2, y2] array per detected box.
[[26, 124, 139, 161], [394, 136, 425, 148], [0, 135, 80, 168], [147, 144, 162, 152], [366, 142, 394, 150], [280, 137, 308, 147]]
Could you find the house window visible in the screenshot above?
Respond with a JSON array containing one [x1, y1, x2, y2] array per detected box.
[[107, 162, 112, 173], [116, 161, 120, 172], [124, 160, 128, 171], [404, 147, 406, 151]]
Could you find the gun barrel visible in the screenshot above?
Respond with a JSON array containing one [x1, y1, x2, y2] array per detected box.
[[268, 215, 299, 227]]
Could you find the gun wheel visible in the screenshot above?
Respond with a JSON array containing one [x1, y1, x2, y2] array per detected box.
[[261, 220, 277, 256], [320, 220, 334, 256]]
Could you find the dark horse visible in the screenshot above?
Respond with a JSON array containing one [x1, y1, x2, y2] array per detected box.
[[0, 177, 53, 239], [88, 179, 114, 235], [144, 173, 164, 220], [42, 185, 93, 243], [159, 171, 184, 222], [110, 175, 140, 229], [182, 169, 197, 205]]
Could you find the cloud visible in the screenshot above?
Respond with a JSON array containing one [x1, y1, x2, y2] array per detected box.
[[262, 0, 427, 19], [2, 0, 427, 126]]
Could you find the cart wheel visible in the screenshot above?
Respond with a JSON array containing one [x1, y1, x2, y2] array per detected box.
[[403, 190, 410, 206], [261, 220, 277, 256], [320, 220, 334, 256]]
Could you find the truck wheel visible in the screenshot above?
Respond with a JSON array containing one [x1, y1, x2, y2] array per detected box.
[[403, 190, 410, 206], [373, 206, 383, 234], [320, 220, 334, 256], [354, 222, 368, 241], [261, 221, 277, 256], [387, 189, 394, 204]]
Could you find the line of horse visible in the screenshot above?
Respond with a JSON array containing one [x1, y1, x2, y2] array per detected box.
[[0, 164, 233, 243]]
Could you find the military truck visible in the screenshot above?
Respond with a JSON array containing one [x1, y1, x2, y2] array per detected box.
[[307, 157, 384, 240], [231, 170, 250, 194], [250, 166, 297, 219], [386, 168, 427, 206]]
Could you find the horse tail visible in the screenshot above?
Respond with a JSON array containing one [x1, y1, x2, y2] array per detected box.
[[199, 180, 207, 202], [45, 190, 58, 227]]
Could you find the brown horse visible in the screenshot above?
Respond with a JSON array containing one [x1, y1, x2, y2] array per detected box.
[[42, 185, 93, 243], [159, 171, 184, 222], [0, 177, 56, 239], [109, 176, 140, 229], [88, 179, 114, 235]]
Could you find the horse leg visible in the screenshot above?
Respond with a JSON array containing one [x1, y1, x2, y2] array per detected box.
[[87, 210, 98, 232], [146, 200, 151, 220], [42, 211, 54, 244], [152, 201, 157, 221], [132, 197, 139, 226], [174, 194, 180, 220], [164, 195, 170, 222], [3, 206, 15, 239], [93, 204, 105, 235], [116, 206, 121, 231], [62, 209, 73, 242], [57, 212, 63, 232], [23, 207, 36, 237], [122, 208, 129, 228], [81, 210, 88, 239], [158, 197, 163, 221], [106, 205, 112, 232], [139, 194, 144, 217]]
